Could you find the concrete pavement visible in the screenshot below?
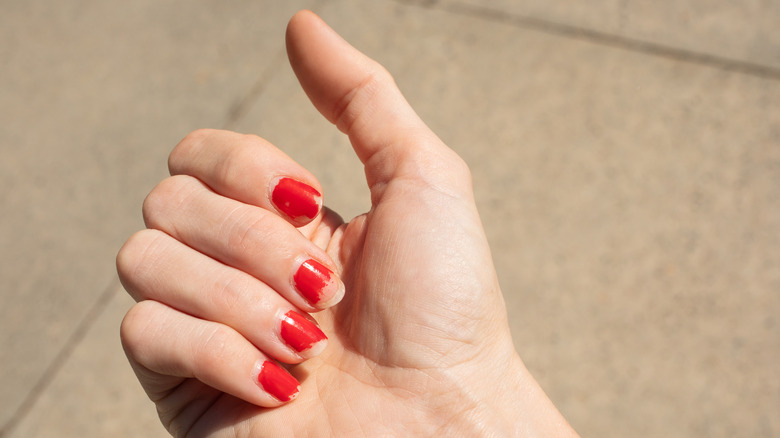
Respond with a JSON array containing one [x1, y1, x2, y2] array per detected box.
[[1, 0, 778, 436]]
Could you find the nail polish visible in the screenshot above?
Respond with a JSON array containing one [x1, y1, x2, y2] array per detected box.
[[257, 360, 300, 402], [294, 259, 336, 305], [280, 310, 327, 354], [271, 177, 321, 222]]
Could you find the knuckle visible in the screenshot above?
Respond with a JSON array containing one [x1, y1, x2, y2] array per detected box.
[[193, 324, 238, 376], [334, 64, 402, 140], [120, 301, 157, 357], [211, 274, 252, 316], [213, 135, 260, 192], [365, 60, 395, 86], [334, 69, 387, 134], [116, 229, 168, 300], [375, 64, 396, 87], [182, 128, 218, 145], [225, 209, 280, 253], [141, 175, 198, 228], [169, 128, 217, 174]]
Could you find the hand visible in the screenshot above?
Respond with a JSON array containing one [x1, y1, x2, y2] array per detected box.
[[117, 10, 578, 437]]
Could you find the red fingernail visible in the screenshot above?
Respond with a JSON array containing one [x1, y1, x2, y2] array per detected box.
[[257, 360, 300, 402], [271, 178, 321, 223], [294, 259, 335, 305], [280, 310, 327, 354]]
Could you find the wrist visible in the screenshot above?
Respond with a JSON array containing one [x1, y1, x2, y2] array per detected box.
[[489, 354, 580, 437], [435, 348, 579, 437]]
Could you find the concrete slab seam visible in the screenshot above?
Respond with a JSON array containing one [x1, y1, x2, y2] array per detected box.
[[221, 49, 289, 131], [0, 279, 122, 438], [222, 0, 332, 131], [400, 0, 780, 81]]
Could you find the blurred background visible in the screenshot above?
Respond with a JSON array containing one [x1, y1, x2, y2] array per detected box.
[[1, 0, 778, 436]]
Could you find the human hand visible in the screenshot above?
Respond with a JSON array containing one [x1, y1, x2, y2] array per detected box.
[[117, 10, 577, 437]]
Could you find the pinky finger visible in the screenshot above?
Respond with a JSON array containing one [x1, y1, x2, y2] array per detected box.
[[120, 300, 300, 408]]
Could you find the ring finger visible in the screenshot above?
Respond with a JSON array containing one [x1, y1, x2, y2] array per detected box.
[[118, 228, 329, 363]]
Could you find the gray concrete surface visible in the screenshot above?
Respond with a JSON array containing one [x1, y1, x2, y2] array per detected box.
[[1, 0, 778, 437], [444, 0, 780, 70]]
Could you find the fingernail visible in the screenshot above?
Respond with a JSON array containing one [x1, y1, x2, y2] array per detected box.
[[294, 259, 343, 306], [280, 310, 328, 356], [257, 360, 300, 402], [271, 177, 321, 223]]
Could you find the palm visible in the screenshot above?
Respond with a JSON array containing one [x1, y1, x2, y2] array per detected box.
[[181, 175, 512, 436], [333, 177, 506, 367]]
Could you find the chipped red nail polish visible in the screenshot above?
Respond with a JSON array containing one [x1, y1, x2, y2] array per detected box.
[[271, 178, 321, 222], [280, 310, 327, 353], [293, 259, 334, 305], [257, 360, 300, 402]]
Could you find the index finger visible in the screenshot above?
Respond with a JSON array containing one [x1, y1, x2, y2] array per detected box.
[[168, 128, 324, 228]]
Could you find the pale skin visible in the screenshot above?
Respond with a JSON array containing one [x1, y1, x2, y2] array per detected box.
[[117, 10, 579, 437]]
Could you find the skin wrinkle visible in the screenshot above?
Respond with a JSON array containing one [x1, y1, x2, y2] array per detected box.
[[336, 348, 459, 406], [224, 209, 290, 265], [348, 369, 436, 435], [157, 380, 218, 436], [333, 68, 412, 170], [419, 321, 483, 361], [357, 259, 480, 368], [362, 144, 398, 203], [350, 194, 493, 365], [378, 366, 489, 436], [398, 147, 473, 201], [217, 203, 247, 246], [332, 68, 384, 141], [311, 361, 376, 436], [425, 292, 496, 348], [374, 178, 472, 234], [210, 271, 247, 317], [435, 371, 512, 436], [309, 365, 337, 438], [345, 391, 369, 438], [176, 391, 225, 438], [191, 325, 229, 383], [390, 320, 523, 435], [361, 138, 471, 206], [223, 400, 268, 438], [434, 396, 488, 436], [219, 402, 247, 437], [127, 358, 181, 404], [210, 136, 245, 197]]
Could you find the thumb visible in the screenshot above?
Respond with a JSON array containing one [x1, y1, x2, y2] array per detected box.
[[286, 10, 471, 199]]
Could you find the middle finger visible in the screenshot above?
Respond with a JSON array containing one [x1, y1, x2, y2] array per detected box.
[[142, 174, 344, 311]]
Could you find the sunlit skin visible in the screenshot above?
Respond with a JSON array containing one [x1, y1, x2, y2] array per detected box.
[[117, 10, 579, 437]]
